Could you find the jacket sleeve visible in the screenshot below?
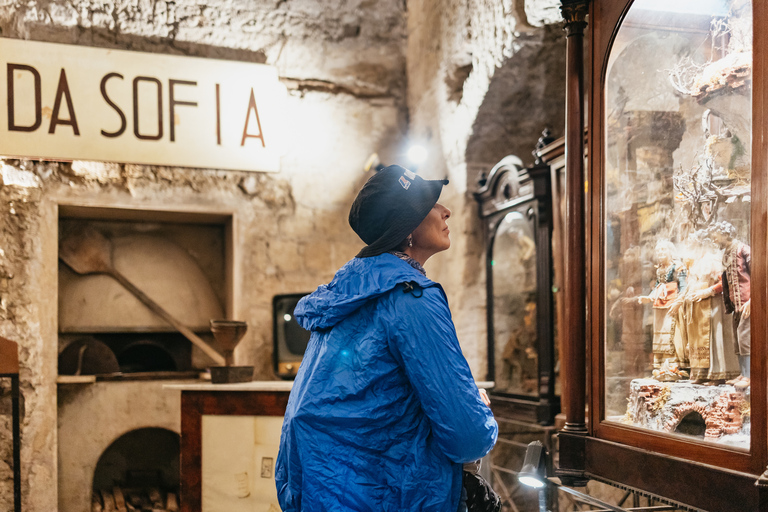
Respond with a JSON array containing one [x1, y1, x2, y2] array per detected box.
[[386, 285, 498, 463]]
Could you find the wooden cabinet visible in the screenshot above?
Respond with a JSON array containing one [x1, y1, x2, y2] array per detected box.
[[557, 1, 768, 510], [169, 382, 291, 512], [475, 151, 560, 426], [474, 150, 563, 511]]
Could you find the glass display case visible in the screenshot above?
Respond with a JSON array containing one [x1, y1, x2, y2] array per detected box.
[[600, 0, 758, 450], [557, 0, 768, 510], [603, 0, 753, 451], [475, 154, 559, 425]]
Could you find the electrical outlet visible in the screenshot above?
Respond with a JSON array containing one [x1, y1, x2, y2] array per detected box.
[[261, 457, 274, 478]]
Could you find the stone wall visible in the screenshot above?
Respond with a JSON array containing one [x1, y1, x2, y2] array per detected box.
[[405, 0, 565, 376], [0, 0, 407, 509]]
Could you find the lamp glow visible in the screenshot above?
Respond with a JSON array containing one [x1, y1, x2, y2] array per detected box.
[[518, 474, 546, 489], [407, 145, 428, 165]]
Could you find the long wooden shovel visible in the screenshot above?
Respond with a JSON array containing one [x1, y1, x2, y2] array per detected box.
[[59, 226, 226, 365]]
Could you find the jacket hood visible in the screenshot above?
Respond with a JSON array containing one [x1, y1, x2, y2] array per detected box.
[[295, 253, 435, 331]]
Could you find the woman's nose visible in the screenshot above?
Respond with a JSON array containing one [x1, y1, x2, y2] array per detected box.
[[442, 206, 451, 219]]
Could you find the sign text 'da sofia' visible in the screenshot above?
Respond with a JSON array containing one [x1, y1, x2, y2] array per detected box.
[[0, 38, 287, 172]]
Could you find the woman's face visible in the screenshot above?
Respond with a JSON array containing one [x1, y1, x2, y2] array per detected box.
[[411, 203, 452, 255]]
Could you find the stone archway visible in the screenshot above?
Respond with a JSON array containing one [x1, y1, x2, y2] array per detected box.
[[92, 427, 180, 511], [465, 24, 567, 189], [664, 391, 745, 439]]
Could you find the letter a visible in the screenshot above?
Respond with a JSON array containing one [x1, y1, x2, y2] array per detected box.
[[49, 69, 80, 135], [240, 89, 265, 147]]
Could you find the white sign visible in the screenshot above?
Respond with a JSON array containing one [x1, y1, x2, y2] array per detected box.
[[0, 38, 287, 172]]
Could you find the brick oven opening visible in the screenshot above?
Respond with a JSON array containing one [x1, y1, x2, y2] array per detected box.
[[58, 333, 195, 377], [57, 205, 234, 379], [115, 336, 185, 373], [92, 427, 180, 511]]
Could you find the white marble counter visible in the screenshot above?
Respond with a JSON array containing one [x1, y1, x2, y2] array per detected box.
[[165, 380, 495, 392]]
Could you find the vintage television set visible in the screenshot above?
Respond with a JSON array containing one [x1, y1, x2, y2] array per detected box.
[[556, 0, 768, 510], [272, 293, 311, 379]]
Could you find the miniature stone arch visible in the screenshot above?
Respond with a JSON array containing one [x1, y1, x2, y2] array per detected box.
[[664, 392, 745, 440]]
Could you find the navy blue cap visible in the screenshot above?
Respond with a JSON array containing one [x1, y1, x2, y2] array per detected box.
[[349, 165, 448, 258]]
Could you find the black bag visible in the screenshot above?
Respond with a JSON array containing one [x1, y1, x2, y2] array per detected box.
[[463, 471, 502, 512]]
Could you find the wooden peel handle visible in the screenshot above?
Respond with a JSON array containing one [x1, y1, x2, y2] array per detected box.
[[108, 269, 226, 365]]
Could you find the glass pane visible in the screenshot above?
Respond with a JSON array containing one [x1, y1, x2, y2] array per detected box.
[[604, 0, 752, 449], [202, 415, 283, 511], [492, 208, 538, 396]]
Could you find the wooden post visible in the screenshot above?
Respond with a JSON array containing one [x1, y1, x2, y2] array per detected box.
[[528, 163, 558, 425], [557, 0, 590, 486]]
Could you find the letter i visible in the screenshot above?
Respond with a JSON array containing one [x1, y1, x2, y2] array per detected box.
[[215, 83, 221, 146]]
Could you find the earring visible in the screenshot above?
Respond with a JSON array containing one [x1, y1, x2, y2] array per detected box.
[[407, 235, 413, 247]]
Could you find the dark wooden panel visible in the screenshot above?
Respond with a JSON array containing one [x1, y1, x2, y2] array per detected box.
[[0, 336, 19, 375], [593, 422, 752, 473], [185, 390, 290, 417], [584, 437, 759, 512], [180, 393, 203, 512], [491, 394, 561, 426], [557, 430, 588, 486]]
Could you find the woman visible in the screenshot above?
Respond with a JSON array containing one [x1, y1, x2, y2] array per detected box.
[[676, 230, 738, 385], [275, 165, 498, 511], [639, 239, 687, 369]]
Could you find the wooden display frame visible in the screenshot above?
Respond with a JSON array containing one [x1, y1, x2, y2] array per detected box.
[[474, 156, 560, 425], [558, 0, 768, 509]]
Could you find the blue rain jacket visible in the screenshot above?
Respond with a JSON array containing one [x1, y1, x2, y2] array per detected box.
[[275, 253, 498, 512]]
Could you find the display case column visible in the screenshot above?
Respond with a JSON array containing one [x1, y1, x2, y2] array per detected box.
[[557, 0, 589, 486]]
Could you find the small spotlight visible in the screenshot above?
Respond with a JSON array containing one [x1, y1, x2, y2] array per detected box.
[[518, 441, 549, 489], [407, 145, 428, 166], [284, 313, 292, 322]]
